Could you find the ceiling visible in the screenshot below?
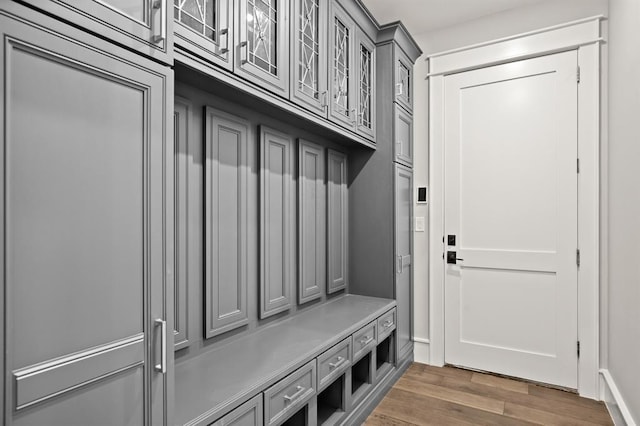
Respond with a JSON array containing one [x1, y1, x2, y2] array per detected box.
[[361, 0, 548, 35]]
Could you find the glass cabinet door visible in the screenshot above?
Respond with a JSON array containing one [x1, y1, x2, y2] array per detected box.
[[236, 0, 290, 96], [23, 0, 172, 63], [356, 29, 375, 140], [328, 3, 356, 130], [290, 0, 328, 116], [395, 47, 413, 113], [174, 0, 233, 70]]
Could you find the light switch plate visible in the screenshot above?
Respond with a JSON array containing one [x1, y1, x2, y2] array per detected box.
[[415, 217, 425, 232]]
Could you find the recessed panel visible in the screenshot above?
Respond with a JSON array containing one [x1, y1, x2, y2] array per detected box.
[[459, 73, 559, 253], [7, 45, 144, 369], [459, 268, 557, 356]]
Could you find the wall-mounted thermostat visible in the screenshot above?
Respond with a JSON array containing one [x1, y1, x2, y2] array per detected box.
[[417, 186, 428, 204]]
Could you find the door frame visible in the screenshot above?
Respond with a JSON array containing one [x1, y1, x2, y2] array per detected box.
[[427, 16, 604, 399]]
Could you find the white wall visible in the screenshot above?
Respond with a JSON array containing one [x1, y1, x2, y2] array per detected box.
[[411, 0, 608, 363], [606, 0, 640, 422]]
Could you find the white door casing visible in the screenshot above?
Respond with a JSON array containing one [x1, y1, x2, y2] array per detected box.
[[428, 17, 602, 398], [444, 51, 578, 388]]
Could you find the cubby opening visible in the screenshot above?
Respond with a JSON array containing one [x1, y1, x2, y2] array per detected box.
[[351, 352, 372, 397], [376, 334, 394, 377], [282, 405, 307, 426], [318, 375, 346, 425]]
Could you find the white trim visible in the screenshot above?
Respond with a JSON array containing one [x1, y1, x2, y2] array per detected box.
[[428, 20, 602, 397], [426, 16, 604, 77], [413, 338, 430, 364], [600, 369, 637, 426]]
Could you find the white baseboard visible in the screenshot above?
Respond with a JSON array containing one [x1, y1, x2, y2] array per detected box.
[[413, 337, 430, 364], [600, 369, 637, 426]]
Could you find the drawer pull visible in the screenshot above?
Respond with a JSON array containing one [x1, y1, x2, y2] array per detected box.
[[383, 320, 394, 328], [283, 386, 306, 404], [329, 356, 346, 369], [359, 336, 374, 347]]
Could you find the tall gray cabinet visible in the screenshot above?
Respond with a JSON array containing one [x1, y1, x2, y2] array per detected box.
[[0, 2, 173, 425], [350, 23, 422, 364]]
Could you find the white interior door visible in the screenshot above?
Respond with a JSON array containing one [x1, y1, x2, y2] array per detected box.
[[443, 51, 579, 388]]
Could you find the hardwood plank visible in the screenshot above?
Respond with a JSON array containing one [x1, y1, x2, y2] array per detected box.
[[504, 402, 610, 426], [364, 413, 419, 426], [395, 376, 506, 414], [420, 363, 474, 381], [367, 364, 613, 426], [471, 372, 529, 394], [434, 375, 613, 424], [374, 389, 476, 426], [527, 384, 607, 411]]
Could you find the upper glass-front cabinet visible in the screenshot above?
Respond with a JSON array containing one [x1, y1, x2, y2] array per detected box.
[[395, 47, 413, 113], [174, 0, 233, 70], [328, 3, 356, 130], [236, 0, 290, 96], [356, 29, 375, 139], [24, 0, 172, 64], [290, 0, 328, 115]]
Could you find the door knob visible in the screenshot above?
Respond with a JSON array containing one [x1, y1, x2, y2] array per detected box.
[[447, 251, 464, 264]]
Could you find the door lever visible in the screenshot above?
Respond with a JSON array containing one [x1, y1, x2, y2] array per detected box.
[[446, 251, 464, 264]]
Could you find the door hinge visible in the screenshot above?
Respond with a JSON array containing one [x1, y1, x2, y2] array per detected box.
[[576, 66, 581, 83], [577, 158, 580, 173], [577, 341, 581, 358], [576, 249, 581, 267]]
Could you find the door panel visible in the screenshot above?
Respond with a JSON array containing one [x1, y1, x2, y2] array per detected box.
[[1, 10, 170, 424], [395, 165, 412, 359], [444, 51, 578, 388], [327, 149, 348, 294]]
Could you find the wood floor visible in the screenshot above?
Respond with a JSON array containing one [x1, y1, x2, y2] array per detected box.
[[365, 363, 613, 425]]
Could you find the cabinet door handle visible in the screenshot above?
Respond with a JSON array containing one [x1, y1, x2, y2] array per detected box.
[[321, 91, 328, 109], [219, 28, 229, 54], [383, 319, 394, 328], [397, 255, 403, 274], [359, 336, 374, 347], [283, 385, 306, 404], [396, 82, 403, 96], [240, 41, 248, 64], [152, 0, 166, 43], [329, 356, 346, 369], [154, 319, 167, 374], [351, 108, 357, 125]]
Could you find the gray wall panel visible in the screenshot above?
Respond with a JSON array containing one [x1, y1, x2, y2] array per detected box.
[[298, 140, 326, 304], [205, 108, 251, 338], [327, 149, 348, 294], [395, 164, 413, 358]]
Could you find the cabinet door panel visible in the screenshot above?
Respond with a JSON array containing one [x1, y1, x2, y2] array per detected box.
[[394, 105, 413, 167], [298, 140, 325, 304], [395, 47, 413, 113], [237, 0, 290, 96], [174, 98, 191, 350], [23, 0, 172, 63], [356, 29, 376, 140], [290, 0, 328, 115], [174, 0, 233, 71], [1, 9, 170, 424], [327, 150, 348, 294], [328, 3, 356, 129], [395, 165, 413, 358], [205, 108, 250, 337], [260, 127, 294, 318]]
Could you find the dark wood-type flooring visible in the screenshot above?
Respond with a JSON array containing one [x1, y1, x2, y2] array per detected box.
[[365, 363, 613, 425]]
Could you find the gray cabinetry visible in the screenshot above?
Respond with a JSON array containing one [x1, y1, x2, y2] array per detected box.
[[394, 104, 413, 167], [205, 108, 251, 337], [175, 97, 192, 350], [264, 361, 317, 426], [394, 47, 413, 114], [24, 0, 172, 64], [327, 149, 348, 294], [0, 4, 172, 424], [174, 0, 233, 71], [210, 395, 263, 426], [236, 0, 290, 96], [395, 165, 413, 359], [291, 0, 329, 115], [355, 29, 376, 140], [298, 140, 326, 304], [260, 126, 295, 318], [328, 3, 356, 130]]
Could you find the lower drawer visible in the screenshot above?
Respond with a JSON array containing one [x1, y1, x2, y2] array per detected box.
[[264, 360, 316, 426], [210, 394, 263, 426]]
